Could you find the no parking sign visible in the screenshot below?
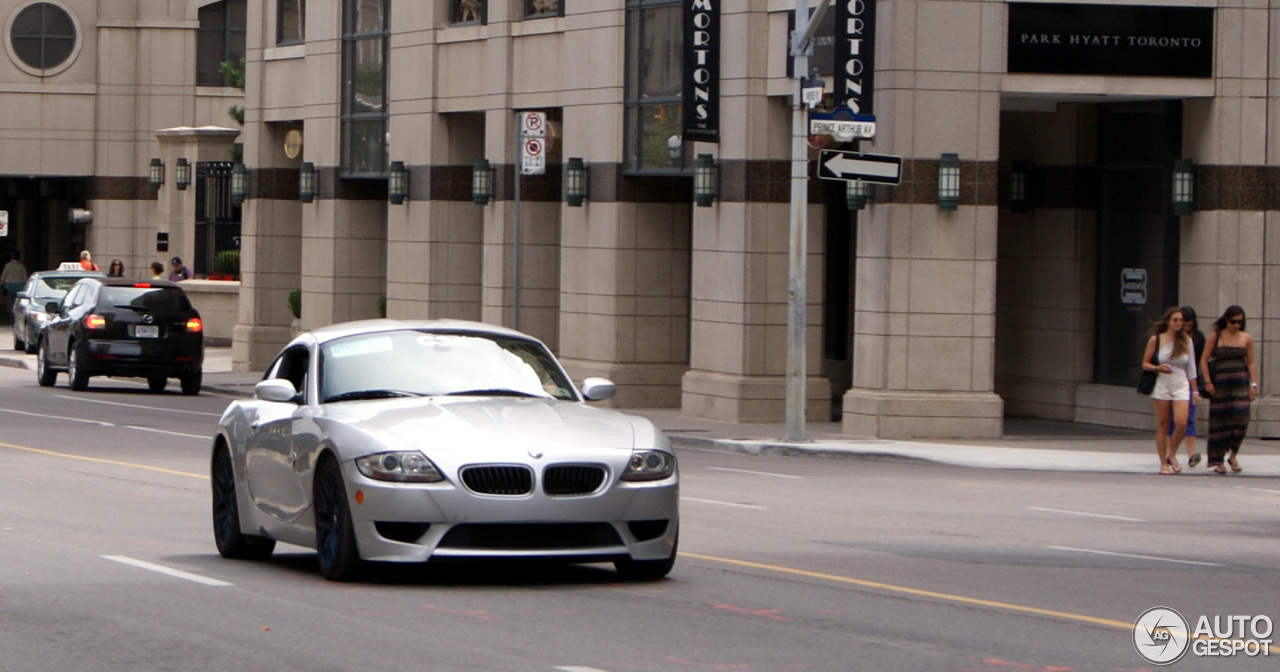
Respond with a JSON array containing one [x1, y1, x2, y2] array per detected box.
[[0, 210, 7, 237]]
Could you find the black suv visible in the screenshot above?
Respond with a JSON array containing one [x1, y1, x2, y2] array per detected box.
[[36, 277, 205, 394]]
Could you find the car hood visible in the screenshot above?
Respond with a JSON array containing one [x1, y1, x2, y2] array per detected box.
[[323, 396, 638, 451]]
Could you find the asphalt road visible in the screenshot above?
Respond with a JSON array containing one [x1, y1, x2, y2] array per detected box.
[[1, 365, 1277, 671]]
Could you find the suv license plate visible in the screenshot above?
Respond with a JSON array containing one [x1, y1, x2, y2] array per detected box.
[[135, 325, 160, 338]]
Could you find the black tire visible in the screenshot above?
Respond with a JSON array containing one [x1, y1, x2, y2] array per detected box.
[[68, 342, 90, 391], [148, 376, 168, 393], [23, 328, 36, 354], [13, 329, 23, 351], [36, 339, 57, 387], [211, 445, 276, 560], [614, 532, 678, 581], [314, 456, 361, 581], [180, 369, 202, 396]]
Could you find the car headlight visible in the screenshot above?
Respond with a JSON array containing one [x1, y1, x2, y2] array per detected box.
[[34, 312, 49, 323], [621, 450, 676, 482], [355, 451, 444, 483]]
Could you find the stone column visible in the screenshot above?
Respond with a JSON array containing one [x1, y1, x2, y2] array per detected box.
[[841, 0, 1004, 438]]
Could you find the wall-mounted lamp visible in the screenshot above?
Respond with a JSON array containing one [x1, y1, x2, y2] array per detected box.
[[298, 162, 316, 203], [1008, 160, 1029, 213], [1172, 158, 1195, 216], [938, 153, 960, 211], [564, 157, 589, 207], [694, 153, 718, 207], [388, 161, 409, 205], [174, 158, 191, 191], [472, 158, 495, 205], [230, 162, 248, 205], [846, 179, 873, 211], [149, 158, 165, 191]]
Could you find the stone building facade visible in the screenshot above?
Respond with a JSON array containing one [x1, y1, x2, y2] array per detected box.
[[5, 0, 1279, 439]]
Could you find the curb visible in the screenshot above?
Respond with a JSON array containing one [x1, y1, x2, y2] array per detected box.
[[668, 434, 937, 465]]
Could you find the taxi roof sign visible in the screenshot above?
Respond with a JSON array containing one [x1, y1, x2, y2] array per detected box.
[[58, 262, 83, 271]]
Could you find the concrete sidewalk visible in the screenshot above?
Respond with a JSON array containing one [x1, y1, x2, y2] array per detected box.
[[3, 328, 1279, 477]]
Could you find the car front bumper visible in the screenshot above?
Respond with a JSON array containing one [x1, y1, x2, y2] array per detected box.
[[340, 461, 679, 564]]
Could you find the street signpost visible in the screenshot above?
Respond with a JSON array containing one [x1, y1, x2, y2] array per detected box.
[[0, 210, 8, 237], [808, 114, 876, 141], [817, 150, 902, 184]]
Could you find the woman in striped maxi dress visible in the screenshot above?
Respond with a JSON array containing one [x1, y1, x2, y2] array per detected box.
[[1201, 305, 1257, 474]]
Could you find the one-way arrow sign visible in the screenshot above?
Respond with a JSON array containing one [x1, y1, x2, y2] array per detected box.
[[817, 150, 902, 184]]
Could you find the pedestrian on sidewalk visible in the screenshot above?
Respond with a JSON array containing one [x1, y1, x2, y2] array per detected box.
[[1201, 305, 1256, 474], [2, 249, 28, 320], [107, 259, 125, 278], [149, 262, 164, 280], [168, 256, 192, 282], [79, 250, 99, 271], [1141, 307, 1199, 475], [1171, 305, 1206, 468]]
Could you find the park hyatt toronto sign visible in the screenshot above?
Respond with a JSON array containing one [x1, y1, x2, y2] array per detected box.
[[683, 0, 719, 143], [1008, 3, 1214, 78]]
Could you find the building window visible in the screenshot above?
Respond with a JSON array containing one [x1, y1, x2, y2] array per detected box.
[[278, 0, 305, 45], [452, 0, 486, 25], [341, 0, 389, 176], [525, 0, 562, 19], [624, 0, 684, 174], [9, 2, 76, 71], [197, 0, 247, 87]]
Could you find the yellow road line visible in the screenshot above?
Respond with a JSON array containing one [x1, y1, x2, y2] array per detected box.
[[0, 441, 208, 480], [681, 551, 1134, 630]]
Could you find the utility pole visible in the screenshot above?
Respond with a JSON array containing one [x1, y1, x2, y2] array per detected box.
[[786, 0, 831, 441]]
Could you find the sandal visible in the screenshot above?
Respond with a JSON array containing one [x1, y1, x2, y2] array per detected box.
[[1212, 464, 1227, 474], [1167, 458, 1181, 474], [1228, 455, 1242, 473], [1188, 453, 1202, 467]]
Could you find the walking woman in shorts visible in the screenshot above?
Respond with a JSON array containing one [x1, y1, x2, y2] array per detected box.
[[1141, 307, 1199, 475]]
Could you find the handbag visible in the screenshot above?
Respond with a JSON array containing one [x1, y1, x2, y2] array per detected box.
[[1136, 339, 1160, 395]]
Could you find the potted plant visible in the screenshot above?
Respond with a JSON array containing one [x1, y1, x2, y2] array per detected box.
[[211, 249, 240, 280]]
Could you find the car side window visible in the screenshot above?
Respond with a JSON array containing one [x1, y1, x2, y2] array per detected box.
[[270, 346, 310, 400]]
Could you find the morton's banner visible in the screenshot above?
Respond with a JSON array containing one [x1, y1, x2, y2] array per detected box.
[[834, 0, 876, 115], [683, 0, 719, 142]]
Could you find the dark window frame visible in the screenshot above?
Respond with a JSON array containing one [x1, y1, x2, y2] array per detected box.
[[451, 0, 487, 25], [197, 0, 247, 87], [525, 0, 563, 20], [623, 0, 688, 176], [277, 0, 305, 46], [9, 2, 76, 71], [340, 0, 390, 177]]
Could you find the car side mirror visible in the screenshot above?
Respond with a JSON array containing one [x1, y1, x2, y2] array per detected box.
[[255, 379, 301, 404], [45, 301, 60, 314], [580, 377, 616, 402], [15, 291, 28, 300]]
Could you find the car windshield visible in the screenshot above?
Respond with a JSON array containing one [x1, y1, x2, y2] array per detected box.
[[32, 277, 81, 301], [319, 330, 577, 403], [100, 286, 192, 312]]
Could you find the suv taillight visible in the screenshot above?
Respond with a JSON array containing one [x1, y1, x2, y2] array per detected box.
[[84, 314, 106, 330], [186, 318, 203, 333]]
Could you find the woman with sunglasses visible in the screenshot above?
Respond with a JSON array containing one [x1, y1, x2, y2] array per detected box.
[[1201, 305, 1257, 473]]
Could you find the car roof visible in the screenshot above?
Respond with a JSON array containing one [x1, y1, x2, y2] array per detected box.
[[303, 319, 542, 347], [79, 277, 185, 289], [30, 270, 106, 280]]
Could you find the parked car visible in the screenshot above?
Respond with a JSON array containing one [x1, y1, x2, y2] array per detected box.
[[36, 277, 204, 394], [11, 269, 105, 353], [210, 319, 680, 581]]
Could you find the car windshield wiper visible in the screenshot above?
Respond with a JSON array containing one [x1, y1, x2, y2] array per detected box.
[[443, 388, 543, 398], [325, 389, 425, 403]]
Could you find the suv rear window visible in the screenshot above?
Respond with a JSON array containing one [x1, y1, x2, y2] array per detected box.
[[100, 286, 192, 312]]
